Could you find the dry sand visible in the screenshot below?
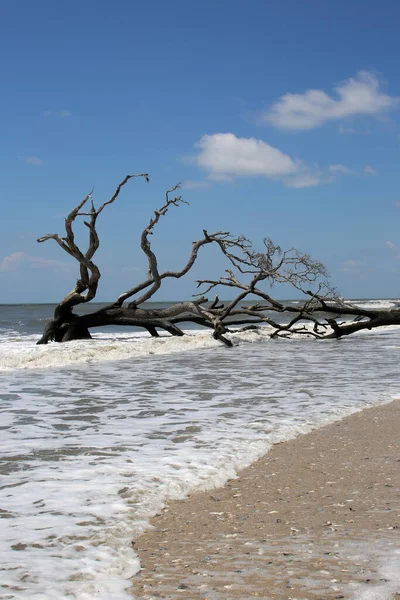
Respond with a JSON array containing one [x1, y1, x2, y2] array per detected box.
[[131, 400, 400, 600]]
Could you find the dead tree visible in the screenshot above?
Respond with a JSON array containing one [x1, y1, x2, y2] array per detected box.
[[37, 174, 400, 345]]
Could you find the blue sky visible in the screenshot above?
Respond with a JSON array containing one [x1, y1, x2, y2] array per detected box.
[[1, 0, 400, 302]]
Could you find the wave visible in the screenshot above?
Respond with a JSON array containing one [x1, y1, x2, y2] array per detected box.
[[351, 298, 400, 310], [0, 328, 274, 373], [2, 320, 400, 374]]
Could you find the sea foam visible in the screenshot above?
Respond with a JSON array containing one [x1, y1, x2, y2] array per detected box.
[[1, 312, 400, 599]]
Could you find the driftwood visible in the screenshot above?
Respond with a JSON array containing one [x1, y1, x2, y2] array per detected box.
[[37, 174, 400, 346]]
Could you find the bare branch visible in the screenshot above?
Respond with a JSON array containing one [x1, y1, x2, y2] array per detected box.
[[37, 174, 149, 335], [97, 173, 149, 215], [117, 230, 231, 307], [36, 173, 400, 346]]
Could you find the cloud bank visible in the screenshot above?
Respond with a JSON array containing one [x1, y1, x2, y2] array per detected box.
[[0, 252, 73, 273], [263, 71, 398, 131], [364, 165, 377, 175], [25, 156, 45, 166], [193, 133, 297, 181], [189, 133, 372, 188]]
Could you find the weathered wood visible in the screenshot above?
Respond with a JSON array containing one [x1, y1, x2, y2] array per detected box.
[[36, 174, 400, 345]]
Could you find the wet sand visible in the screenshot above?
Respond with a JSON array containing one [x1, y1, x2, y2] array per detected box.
[[131, 400, 400, 599]]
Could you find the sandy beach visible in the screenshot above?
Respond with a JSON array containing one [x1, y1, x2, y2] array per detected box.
[[131, 400, 400, 600]]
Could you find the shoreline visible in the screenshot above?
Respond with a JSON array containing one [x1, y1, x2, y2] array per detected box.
[[131, 400, 400, 599]]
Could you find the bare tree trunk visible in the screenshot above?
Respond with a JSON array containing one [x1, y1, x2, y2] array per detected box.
[[36, 174, 400, 346]]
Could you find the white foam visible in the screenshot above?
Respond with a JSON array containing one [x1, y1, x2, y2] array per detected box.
[[2, 320, 400, 374], [0, 327, 276, 373], [347, 545, 400, 600], [350, 298, 400, 310], [1, 320, 400, 599]]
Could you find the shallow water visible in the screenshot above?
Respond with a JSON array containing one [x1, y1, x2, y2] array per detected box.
[[0, 302, 399, 599]]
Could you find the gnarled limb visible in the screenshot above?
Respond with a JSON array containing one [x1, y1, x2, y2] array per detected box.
[[36, 173, 400, 345], [36, 174, 148, 343]]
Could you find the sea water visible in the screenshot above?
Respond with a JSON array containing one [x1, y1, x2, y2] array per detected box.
[[0, 301, 399, 599]]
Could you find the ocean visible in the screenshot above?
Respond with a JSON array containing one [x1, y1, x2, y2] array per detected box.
[[0, 300, 399, 600]]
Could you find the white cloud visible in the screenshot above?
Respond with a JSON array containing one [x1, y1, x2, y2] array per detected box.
[[386, 240, 397, 251], [284, 173, 328, 189], [0, 252, 73, 273], [263, 71, 398, 131], [386, 240, 400, 259], [181, 180, 210, 190], [340, 259, 363, 273], [329, 164, 377, 177], [188, 133, 363, 189], [25, 156, 45, 166], [43, 109, 72, 117], [0, 252, 26, 272], [190, 133, 297, 182], [364, 165, 377, 175], [329, 164, 353, 175], [29, 256, 72, 271]]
